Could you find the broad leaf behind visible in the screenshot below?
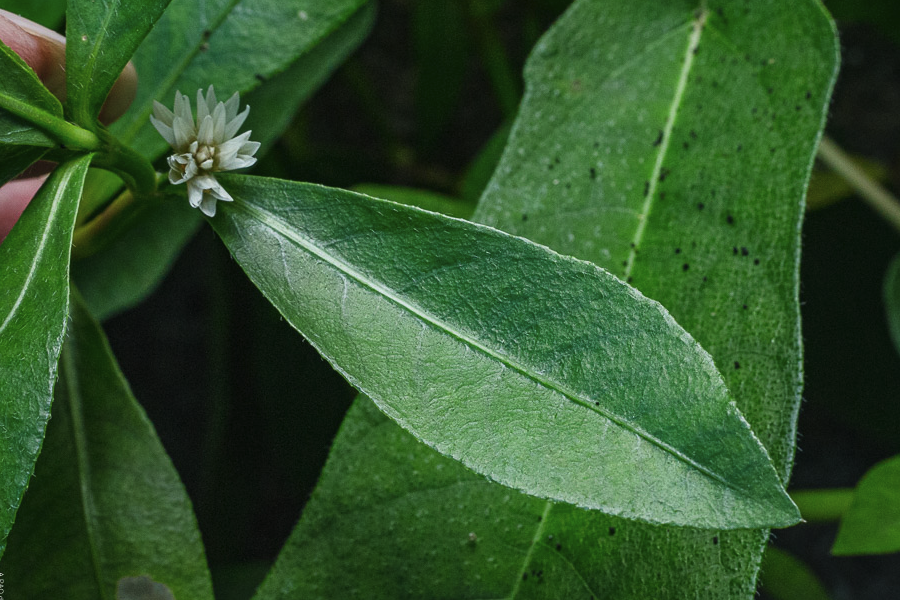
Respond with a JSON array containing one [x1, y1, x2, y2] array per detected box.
[[0, 292, 214, 599]]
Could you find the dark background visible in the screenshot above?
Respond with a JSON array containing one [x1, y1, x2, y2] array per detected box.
[[91, 1, 900, 597]]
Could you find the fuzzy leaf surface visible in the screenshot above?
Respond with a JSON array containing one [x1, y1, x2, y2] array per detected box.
[[0, 292, 214, 599], [65, 0, 172, 125], [257, 0, 839, 597], [0, 155, 91, 555], [212, 175, 796, 530]]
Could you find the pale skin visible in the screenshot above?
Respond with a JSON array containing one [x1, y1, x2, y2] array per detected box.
[[0, 9, 137, 243]]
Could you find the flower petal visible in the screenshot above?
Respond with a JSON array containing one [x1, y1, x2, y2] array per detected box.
[[224, 91, 240, 122], [196, 89, 210, 122], [197, 114, 215, 146], [186, 178, 205, 208], [205, 85, 218, 116], [151, 100, 175, 126], [172, 116, 193, 151], [174, 91, 194, 131], [224, 105, 250, 139], [198, 194, 218, 217], [150, 114, 176, 147], [212, 103, 227, 143]]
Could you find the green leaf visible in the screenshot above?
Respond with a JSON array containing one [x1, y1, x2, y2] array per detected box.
[[758, 546, 833, 600], [241, 1, 376, 153], [65, 0, 172, 126], [0, 155, 91, 556], [832, 454, 900, 555], [0, 291, 214, 599], [0, 38, 63, 148], [253, 396, 550, 600], [211, 174, 796, 530], [111, 0, 370, 160], [885, 252, 900, 358], [73, 198, 201, 320], [73, 3, 375, 320], [261, 0, 839, 596]]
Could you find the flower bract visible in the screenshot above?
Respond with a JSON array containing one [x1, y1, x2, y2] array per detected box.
[[151, 86, 260, 216]]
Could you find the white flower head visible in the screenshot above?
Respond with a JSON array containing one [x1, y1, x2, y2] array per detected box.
[[150, 86, 260, 217]]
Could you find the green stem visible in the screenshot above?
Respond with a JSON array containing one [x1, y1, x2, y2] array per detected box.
[[91, 129, 158, 197], [790, 488, 854, 523], [71, 188, 137, 259], [817, 136, 900, 235], [0, 94, 100, 150]]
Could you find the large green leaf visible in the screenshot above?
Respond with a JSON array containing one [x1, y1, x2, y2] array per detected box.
[[258, 0, 839, 597], [0, 291, 214, 599], [832, 454, 900, 555], [0, 155, 91, 555], [65, 0, 172, 127], [74, 0, 373, 320], [211, 175, 795, 530]]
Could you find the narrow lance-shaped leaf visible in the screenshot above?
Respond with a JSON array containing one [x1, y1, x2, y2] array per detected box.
[[65, 0, 172, 126], [0, 155, 91, 556], [211, 174, 797, 530], [0, 291, 214, 599], [256, 0, 839, 597]]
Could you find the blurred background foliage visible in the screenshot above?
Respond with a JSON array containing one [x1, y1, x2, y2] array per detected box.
[[2, 0, 898, 597]]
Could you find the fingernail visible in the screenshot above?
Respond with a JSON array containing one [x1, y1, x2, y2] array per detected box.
[[0, 9, 65, 45]]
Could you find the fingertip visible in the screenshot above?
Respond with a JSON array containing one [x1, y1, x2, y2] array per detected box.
[[0, 9, 67, 101]]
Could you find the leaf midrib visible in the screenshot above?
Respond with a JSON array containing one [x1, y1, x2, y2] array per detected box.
[[0, 165, 75, 335], [623, 8, 707, 279], [502, 5, 708, 598], [61, 345, 109, 600], [230, 197, 741, 496], [72, 0, 122, 121]]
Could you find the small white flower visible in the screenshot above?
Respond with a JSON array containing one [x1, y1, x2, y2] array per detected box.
[[150, 85, 260, 217]]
